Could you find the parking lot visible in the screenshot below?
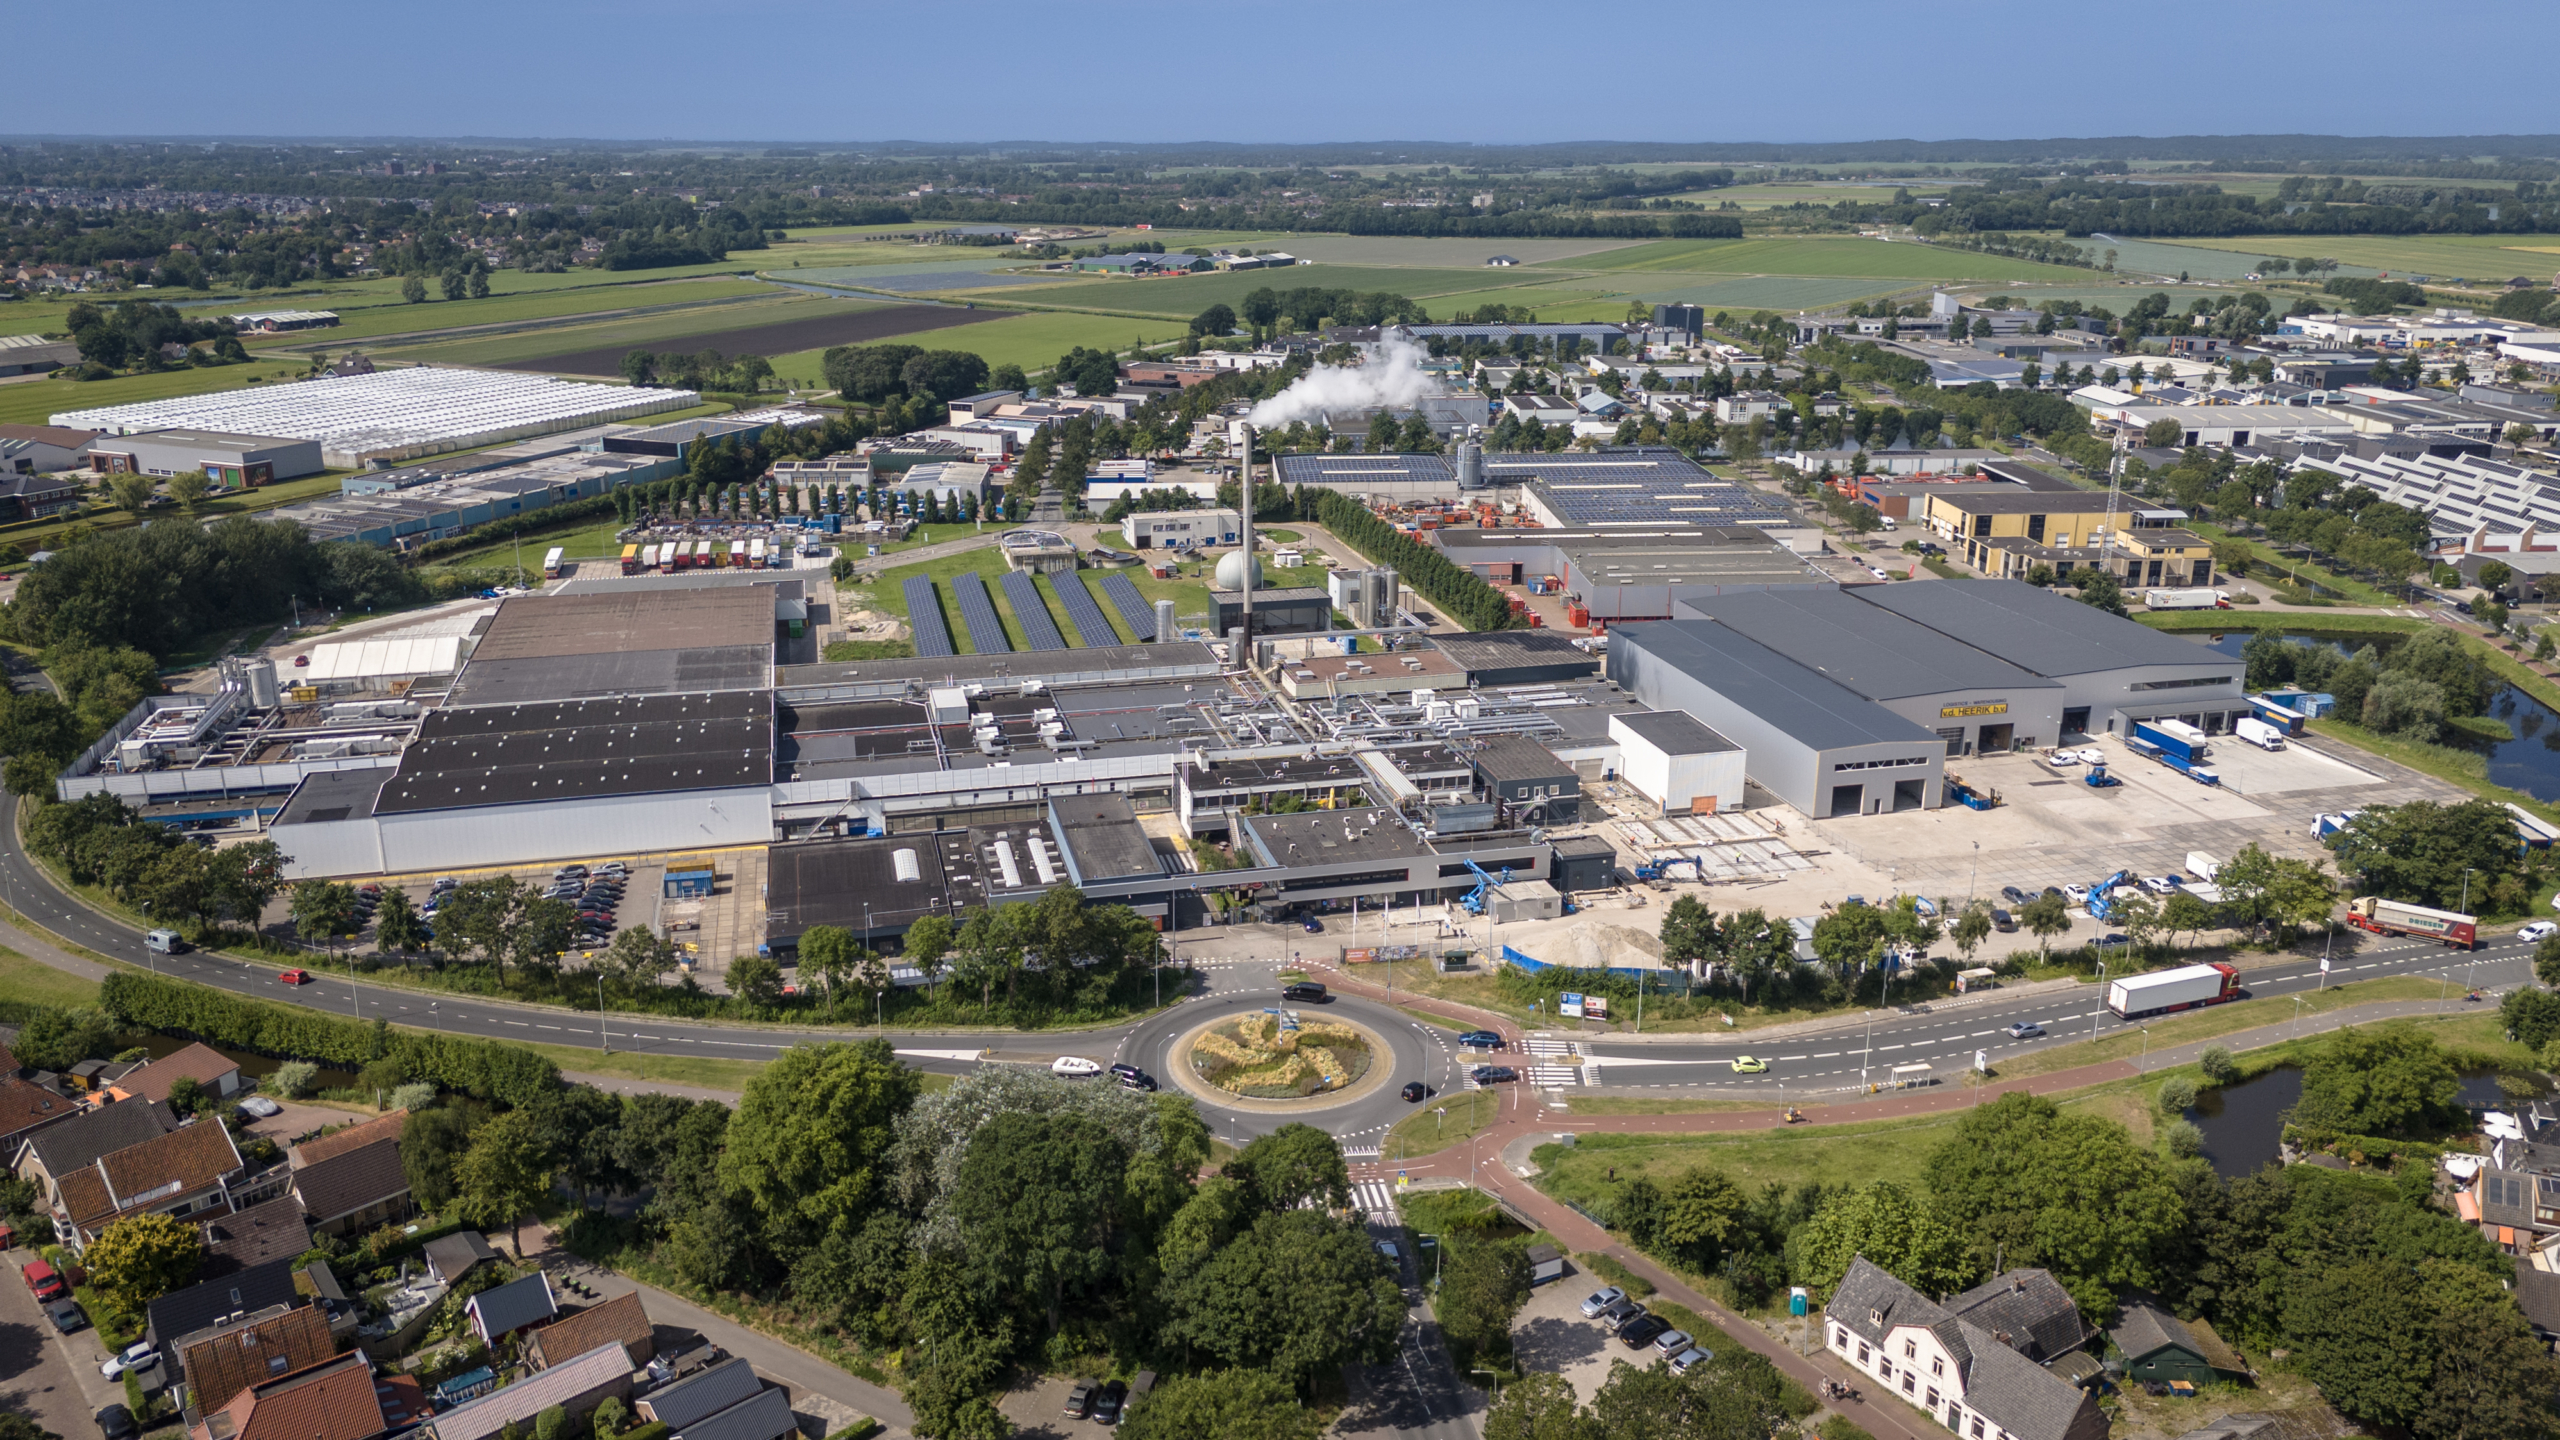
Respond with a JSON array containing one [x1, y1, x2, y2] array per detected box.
[[1512, 1267, 1660, 1403]]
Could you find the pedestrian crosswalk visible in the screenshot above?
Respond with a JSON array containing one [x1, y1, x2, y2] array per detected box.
[[1530, 1063, 1600, 1086], [1353, 1179, 1397, 1219], [1524, 1038, 1580, 1057]]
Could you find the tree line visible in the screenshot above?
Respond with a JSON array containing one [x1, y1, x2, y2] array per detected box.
[[1305, 487, 1524, 632]]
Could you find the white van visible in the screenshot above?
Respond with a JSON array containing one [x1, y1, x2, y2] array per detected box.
[[144, 929, 185, 954]]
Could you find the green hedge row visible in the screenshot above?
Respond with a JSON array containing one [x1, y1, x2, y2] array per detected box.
[[1305, 487, 1521, 632], [100, 972, 559, 1108], [405, 493, 623, 565]]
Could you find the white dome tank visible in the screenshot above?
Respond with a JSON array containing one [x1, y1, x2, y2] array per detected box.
[[1214, 551, 1263, 591]]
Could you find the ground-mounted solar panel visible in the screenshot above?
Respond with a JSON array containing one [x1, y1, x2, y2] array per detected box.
[[1097, 571, 1157, 640], [950, 570, 1013, 653], [998, 570, 1069, 651], [904, 576, 956, 657], [1053, 571, 1119, 648]]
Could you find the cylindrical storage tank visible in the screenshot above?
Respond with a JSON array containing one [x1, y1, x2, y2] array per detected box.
[[892, 848, 922, 884], [1456, 437, 1483, 490], [1154, 599, 1177, 643], [243, 658, 280, 709]]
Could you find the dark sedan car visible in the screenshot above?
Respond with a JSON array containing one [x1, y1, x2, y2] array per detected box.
[[1618, 1315, 1672, 1350], [1401, 1081, 1431, 1102], [1456, 1031, 1503, 1050], [1999, 885, 2030, 905], [96, 1406, 136, 1440], [1472, 1065, 1519, 1085], [1090, 1380, 1127, 1424], [46, 1298, 87, 1333]]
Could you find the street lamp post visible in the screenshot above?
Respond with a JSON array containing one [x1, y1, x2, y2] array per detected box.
[[598, 973, 609, 1055], [1968, 842, 1979, 906], [2091, 963, 2106, 1045]]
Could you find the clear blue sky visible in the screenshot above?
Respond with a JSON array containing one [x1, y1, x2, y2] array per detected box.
[[33, 0, 2560, 146]]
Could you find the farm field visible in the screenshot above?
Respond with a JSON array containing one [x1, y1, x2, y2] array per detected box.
[[1664, 179, 1964, 208], [1414, 285, 1648, 321], [1951, 283, 2237, 313], [949, 264, 1513, 316], [764, 309, 1186, 381], [1561, 236, 2098, 282], [0, 362, 310, 427], [1632, 274, 1918, 311], [1238, 235, 1650, 267], [2149, 232, 2560, 279], [244, 277, 783, 349], [455, 300, 1007, 376]]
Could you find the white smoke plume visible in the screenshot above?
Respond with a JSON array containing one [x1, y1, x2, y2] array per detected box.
[[1245, 332, 1444, 430]]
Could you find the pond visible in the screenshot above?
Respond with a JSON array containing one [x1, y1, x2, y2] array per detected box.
[[2186, 1064, 2513, 1179], [2188, 630, 2560, 803]]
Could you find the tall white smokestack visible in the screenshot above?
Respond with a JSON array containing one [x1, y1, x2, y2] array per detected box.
[[1236, 422, 1256, 642]]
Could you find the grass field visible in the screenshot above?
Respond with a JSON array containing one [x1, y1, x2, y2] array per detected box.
[[2151, 233, 2560, 279], [1663, 180, 1957, 209], [373, 294, 844, 365], [963, 264, 1512, 316], [245, 278, 785, 350], [1632, 275, 1920, 311], [861, 546, 1044, 654], [764, 309, 1184, 380], [1559, 236, 2098, 283], [0, 362, 310, 427], [0, 944, 101, 1010], [1227, 235, 1650, 267]]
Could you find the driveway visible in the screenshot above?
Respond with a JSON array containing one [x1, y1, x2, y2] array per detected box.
[[1, 1244, 124, 1440]]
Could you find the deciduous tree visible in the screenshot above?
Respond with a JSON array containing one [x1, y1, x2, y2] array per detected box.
[[718, 1039, 918, 1259], [84, 1212, 202, 1315]]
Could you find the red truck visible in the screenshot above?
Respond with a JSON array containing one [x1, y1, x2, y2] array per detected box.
[[22, 1259, 66, 1301]]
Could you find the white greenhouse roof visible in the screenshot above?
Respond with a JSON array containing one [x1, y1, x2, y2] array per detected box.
[[51, 367, 698, 461], [303, 634, 465, 681]]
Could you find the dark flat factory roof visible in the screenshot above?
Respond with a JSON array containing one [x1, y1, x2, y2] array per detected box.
[[377, 691, 771, 812]]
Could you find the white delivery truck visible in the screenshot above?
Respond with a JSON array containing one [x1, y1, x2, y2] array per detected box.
[[2233, 717, 2287, 750], [2185, 851, 2220, 883], [2107, 963, 2240, 1018], [2142, 588, 2230, 610]]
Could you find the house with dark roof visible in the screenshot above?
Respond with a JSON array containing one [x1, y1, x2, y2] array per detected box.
[[464, 1271, 559, 1345], [526, 1290, 654, 1371], [420, 1230, 499, 1285], [2513, 1266, 2560, 1346], [1824, 1256, 2107, 1440], [637, 1357, 763, 1429], [121, 1044, 242, 1106], [198, 1195, 314, 1278], [148, 1259, 306, 1364], [291, 1132, 410, 1238], [290, 1112, 405, 1169], [671, 1387, 796, 1440], [423, 1343, 632, 1440], [55, 1118, 246, 1251], [13, 1096, 175, 1205], [2107, 1298, 2246, 1387], [0, 1077, 80, 1151]]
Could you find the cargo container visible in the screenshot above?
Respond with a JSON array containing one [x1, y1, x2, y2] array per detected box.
[[2344, 896, 2476, 948], [640, 543, 660, 570], [2130, 720, 2219, 784], [2107, 962, 2241, 1018], [696, 540, 715, 567], [2142, 587, 2230, 610], [729, 540, 747, 568], [2247, 695, 2307, 734], [619, 544, 640, 576], [749, 538, 767, 568], [542, 546, 565, 578]]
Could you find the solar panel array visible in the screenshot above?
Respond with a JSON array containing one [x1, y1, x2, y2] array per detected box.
[[950, 571, 1013, 654], [999, 571, 1070, 651], [1053, 572, 1121, 648], [1482, 451, 1793, 528], [1097, 572, 1157, 641], [904, 577, 956, 657]]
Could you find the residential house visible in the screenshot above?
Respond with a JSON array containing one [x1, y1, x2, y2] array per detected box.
[[0, 472, 88, 523], [122, 1043, 242, 1107], [0, 1077, 81, 1153], [422, 1343, 633, 1440], [2106, 1299, 2246, 1388], [670, 1388, 796, 1440], [175, 1301, 339, 1414], [187, 1352, 422, 1440], [637, 1358, 764, 1429], [464, 1272, 559, 1346], [198, 1195, 314, 1279], [12, 1096, 175, 1206], [420, 1230, 500, 1285], [1824, 1256, 2107, 1440], [525, 1290, 655, 1371], [147, 1258, 305, 1361], [291, 1126, 410, 1238], [2513, 1267, 2560, 1349], [54, 1118, 247, 1251], [290, 1112, 405, 1170]]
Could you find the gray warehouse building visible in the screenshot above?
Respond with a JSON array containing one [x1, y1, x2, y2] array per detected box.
[[85, 429, 324, 487]]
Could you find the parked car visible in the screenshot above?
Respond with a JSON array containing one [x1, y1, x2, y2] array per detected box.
[[1051, 1056, 1103, 1078], [22, 1260, 65, 1301], [2140, 875, 2182, 895], [1063, 1380, 1097, 1418], [1990, 908, 2016, 932], [1579, 1287, 1627, 1318], [1668, 1346, 1714, 1376], [237, 1095, 281, 1119], [2061, 883, 2091, 905], [100, 1343, 158, 1380], [95, 1406, 136, 1440], [1472, 1065, 1518, 1085], [1729, 1056, 1768, 1074], [1456, 1031, 1503, 1050], [1618, 1315, 1671, 1349], [2007, 1022, 2045, 1039], [1376, 1240, 1400, 1261], [1090, 1380, 1126, 1425], [1300, 919, 1324, 933], [46, 1298, 87, 1333], [1595, 1298, 1644, 1328], [277, 969, 312, 985], [1401, 1081, 1430, 1102], [1651, 1328, 1693, 1355], [1999, 886, 2030, 905]]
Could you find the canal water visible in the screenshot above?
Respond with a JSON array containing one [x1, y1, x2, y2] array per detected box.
[[2186, 1064, 2513, 1179], [2188, 630, 2560, 803]]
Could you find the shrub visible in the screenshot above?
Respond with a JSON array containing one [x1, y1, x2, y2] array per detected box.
[[2159, 1118, 2205, 1158], [2197, 1046, 2237, 1084], [2155, 1075, 2198, 1116], [388, 1082, 437, 1112], [268, 1060, 318, 1097]]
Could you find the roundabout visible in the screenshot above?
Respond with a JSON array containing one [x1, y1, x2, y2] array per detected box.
[[1163, 1009, 1398, 1113], [1115, 986, 1470, 1145]]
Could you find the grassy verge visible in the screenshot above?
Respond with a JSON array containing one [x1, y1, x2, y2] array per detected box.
[[821, 639, 917, 662], [517, 1042, 766, 1092], [2187, 521, 2397, 605], [0, 942, 102, 1009], [1385, 1087, 1501, 1160]]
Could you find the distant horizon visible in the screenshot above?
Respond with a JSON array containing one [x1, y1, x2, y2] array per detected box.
[[16, 0, 2555, 145]]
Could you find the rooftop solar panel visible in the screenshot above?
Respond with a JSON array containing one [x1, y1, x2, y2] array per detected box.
[[950, 571, 1013, 653], [905, 577, 956, 657], [999, 571, 1069, 652], [1096, 572, 1157, 641], [1053, 571, 1119, 647]]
